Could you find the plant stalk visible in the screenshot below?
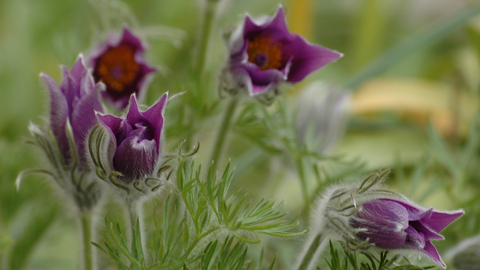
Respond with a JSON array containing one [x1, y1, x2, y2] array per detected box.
[[80, 211, 93, 270], [295, 156, 311, 216], [210, 98, 239, 172], [197, 0, 218, 76], [296, 233, 323, 270], [127, 201, 146, 266]]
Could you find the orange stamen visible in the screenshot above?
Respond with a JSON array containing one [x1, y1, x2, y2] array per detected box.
[[95, 44, 140, 92], [247, 37, 283, 70]]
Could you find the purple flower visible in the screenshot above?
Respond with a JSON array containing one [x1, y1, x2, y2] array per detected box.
[[96, 93, 167, 183], [225, 6, 342, 96], [350, 198, 463, 268], [88, 27, 157, 110], [313, 169, 464, 269], [41, 55, 104, 167]]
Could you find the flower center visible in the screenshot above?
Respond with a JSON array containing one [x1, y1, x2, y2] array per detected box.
[[95, 44, 140, 92], [247, 37, 283, 70]]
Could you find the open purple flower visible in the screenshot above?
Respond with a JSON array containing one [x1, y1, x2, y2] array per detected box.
[[225, 6, 342, 96], [88, 27, 157, 110], [41, 54, 104, 167], [96, 93, 167, 183], [350, 198, 463, 268]]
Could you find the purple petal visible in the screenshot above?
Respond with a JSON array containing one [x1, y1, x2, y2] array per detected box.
[[70, 55, 87, 83], [405, 225, 426, 249], [114, 129, 157, 183], [121, 27, 146, 51], [143, 93, 167, 145], [357, 200, 409, 227], [71, 83, 104, 167], [350, 219, 407, 249], [243, 6, 288, 37], [41, 73, 70, 162], [284, 39, 342, 82], [60, 65, 79, 116], [243, 63, 287, 86], [125, 95, 147, 125], [423, 210, 464, 233], [267, 6, 289, 33], [410, 220, 444, 240], [80, 70, 96, 97], [350, 200, 409, 248], [381, 198, 426, 220], [423, 241, 446, 268], [383, 199, 464, 232]]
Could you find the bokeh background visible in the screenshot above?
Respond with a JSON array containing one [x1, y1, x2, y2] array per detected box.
[[1, 0, 480, 269]]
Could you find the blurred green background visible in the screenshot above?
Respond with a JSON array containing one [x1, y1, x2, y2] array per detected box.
[[1, 0, 480, 269]]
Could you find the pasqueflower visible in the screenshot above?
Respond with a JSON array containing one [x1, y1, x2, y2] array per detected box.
[[349, 198, 463, 268], [17, 55, 104, 210], [42, 55, 104, 167], [88, 27, 157, 110], [96, 93, 167, 184], [313, 169, 463, 268], [223, 6, 342, 97]]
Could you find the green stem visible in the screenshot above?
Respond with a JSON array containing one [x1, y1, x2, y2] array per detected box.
[[210, 98, 239, 172], [80, 211, 93, 270], [128, 202, 145, 267], [197, 0, 218, 76], [296, 233, 323, 270], [344, 1, 480, 89], [295, 156, 311, 216]]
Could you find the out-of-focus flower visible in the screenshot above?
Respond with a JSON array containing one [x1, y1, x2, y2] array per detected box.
[[17, 55, 105, 210], [295, 82, 350, 154], [42, 55, 104, 167], [221, 6, 342, 99], [88, 27, 157, 110], [445, 234, 480, 270], [313, 169, 463, 269]]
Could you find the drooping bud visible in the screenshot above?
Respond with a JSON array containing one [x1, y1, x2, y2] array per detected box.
[[313, 169, 463, 269]]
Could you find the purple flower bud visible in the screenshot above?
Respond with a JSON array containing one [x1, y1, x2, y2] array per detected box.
[[17, 55, 105, 211], [88, 27, 158, 110], [350, 198, 463, 268], [41, 55, 104, 167], [96, 93, 167, 183], [223, 6, 342, 97], [314, 169, 464, 269]]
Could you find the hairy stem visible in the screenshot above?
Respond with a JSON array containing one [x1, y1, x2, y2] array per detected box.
[[127, 202, 145, 266], [80, 211, 93, 270], [296, 233, 323, 270], [210, 98, 239, 172]]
